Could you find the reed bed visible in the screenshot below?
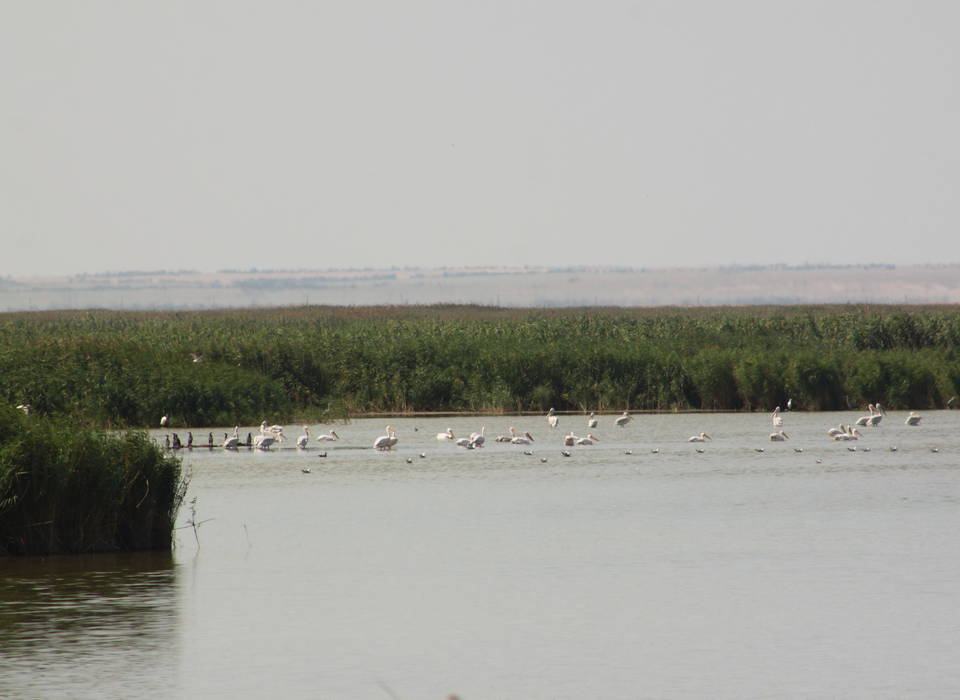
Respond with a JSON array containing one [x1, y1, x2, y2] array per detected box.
[[1, 304, 959, 427], [0, 407, 187, 555]]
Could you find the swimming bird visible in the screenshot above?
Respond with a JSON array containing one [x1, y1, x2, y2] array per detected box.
[[855, 404, 876, 427], [650, 448, 659, 454], [867, 403, 884, 427], [301, 467, 311, 474], [297, 426, 311, 449], [576, 434, 599, 445], [469, 426, 486, 448], [769, 431, 789, 441], [455, 437, 474, 449], [509, 427, 534, 445], [316, 429, 340, 442], [615, 411, 632, 427], [772, 407, 783, 427], [587, 412, 598, 428], [373, 426, 398, 451], [561, 450, 572, 457], [563, 431, 578, 447], [905, 412, 922, 426], [547, 408, 559, 428], [754, 447, 765, 453], [688, 432, 711, 442], [437, 428, 455, 441]]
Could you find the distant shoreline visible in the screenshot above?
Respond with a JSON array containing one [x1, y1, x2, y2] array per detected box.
[[3, 263, 960, 311]]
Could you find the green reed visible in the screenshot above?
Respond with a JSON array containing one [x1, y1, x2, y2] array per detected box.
[[0, 407, 187, 555], [1, 305, 959, 426]]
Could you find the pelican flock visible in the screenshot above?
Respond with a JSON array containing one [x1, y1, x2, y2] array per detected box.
[[158, 405, 939, 465]]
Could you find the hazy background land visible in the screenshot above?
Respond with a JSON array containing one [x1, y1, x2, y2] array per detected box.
[[1, 263, 958, 312]]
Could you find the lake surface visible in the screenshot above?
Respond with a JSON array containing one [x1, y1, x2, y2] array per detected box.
[[3, 411, 960, 699]]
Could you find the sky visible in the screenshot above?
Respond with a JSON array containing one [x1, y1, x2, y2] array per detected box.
[[2, 1, 959, 278]]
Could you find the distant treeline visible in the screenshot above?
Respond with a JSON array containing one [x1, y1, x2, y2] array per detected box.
[[1, 305, 959, 427]]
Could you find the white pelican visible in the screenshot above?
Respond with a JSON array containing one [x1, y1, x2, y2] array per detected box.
[[223, 427, 240, 449], [437, 428, 455, 441], [296, 426, 311, 449], [455, 437, 474, 449], [547, 408, 559, 428], [374, 426, 398, 451], [772, 407, 783, 427], [316, 430, 340, 442], [615, 411, 632, 427], [769, 430, 789, 441], [905, 412, 922, 426], [510, 427, 534, 445], [469, 426, 486, 448], [587, 412, 598, 428], [254, 433, 276, 449], [826, 424, 846, 438], [563, 431, 578, 447], [867, 403, 884, 426], [576, 434, 599, 445], [854, 405, 875, 427], [834, 426, 861, 441], [688, 432, 711, 442]]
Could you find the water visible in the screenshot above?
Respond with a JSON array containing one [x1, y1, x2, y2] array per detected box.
[[3, 411, 960, 698]]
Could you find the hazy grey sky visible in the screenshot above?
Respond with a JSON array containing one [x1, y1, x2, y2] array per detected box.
[[2, 1, 958, 277]]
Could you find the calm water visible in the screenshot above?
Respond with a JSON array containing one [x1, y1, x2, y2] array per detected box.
[[3, 411, 960, 699]]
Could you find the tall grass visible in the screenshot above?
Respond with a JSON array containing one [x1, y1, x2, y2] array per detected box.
[[0, 407, 187, 555], [1, 305, 959, 425]]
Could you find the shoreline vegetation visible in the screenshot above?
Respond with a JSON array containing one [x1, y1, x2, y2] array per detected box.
[[2, 303, 957, 555], [1, 304, 959, 428], [0, 407, 187, 556]]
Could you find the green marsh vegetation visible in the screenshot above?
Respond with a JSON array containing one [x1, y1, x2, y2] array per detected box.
[[0, 406, 187, 555], [1, 304, 959, 427]]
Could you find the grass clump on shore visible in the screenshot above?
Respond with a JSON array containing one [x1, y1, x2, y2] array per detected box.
[[0, 407, 187, 556]]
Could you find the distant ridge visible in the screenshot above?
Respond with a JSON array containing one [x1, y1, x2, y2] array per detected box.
[[2, 264, 959, 312]]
